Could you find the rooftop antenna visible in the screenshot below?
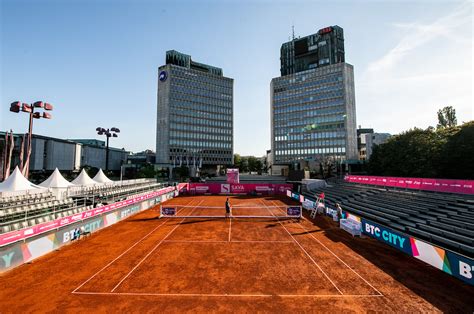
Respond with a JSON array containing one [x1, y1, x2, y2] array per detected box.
[[292, 24, 295, 40]]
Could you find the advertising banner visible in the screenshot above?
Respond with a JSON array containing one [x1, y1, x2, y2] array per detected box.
[[445, 251, 474, 286], [161, 207, 176, 216], [345, 175, 474, 195], [302, 199, 315, 210], [410, 237, 474, 286], [360, 219, 411, 254], [226, 168, 240, 184], [287, 207, 302, 217], [0, 244, 24, 270], [188, 183, 292, 195], [177, 183, 188, 192]]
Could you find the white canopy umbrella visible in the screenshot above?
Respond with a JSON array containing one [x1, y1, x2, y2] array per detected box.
[[39, 168, 75, 188], [93, 169, 113, 184], [0, 166, 41, 192], [71, 169, 97, 186]]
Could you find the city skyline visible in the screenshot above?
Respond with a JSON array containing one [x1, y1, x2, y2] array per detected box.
[[1, 0, 472, 156]]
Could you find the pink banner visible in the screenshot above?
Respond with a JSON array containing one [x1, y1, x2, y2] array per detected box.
[[0, 186, 176, 247], [177, 183, 189, 192], [226, 168, 240, 184], [188, 183, 292, 195], [344, 175, 474, 195]]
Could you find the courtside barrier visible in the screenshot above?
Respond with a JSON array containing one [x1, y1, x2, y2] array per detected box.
[[0, 187, 177, 273], [287, 190, 474, 286], [187, 183, 292, 195], [344, 175, 474, 195]]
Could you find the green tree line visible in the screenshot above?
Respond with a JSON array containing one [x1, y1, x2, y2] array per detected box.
[[233, 154, 264, 173], [368, 107, 473, 179]]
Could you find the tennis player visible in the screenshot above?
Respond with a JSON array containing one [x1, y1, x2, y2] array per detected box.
[[225, 198, 231, 218]]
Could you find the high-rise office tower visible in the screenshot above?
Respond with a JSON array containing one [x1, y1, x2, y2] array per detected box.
[[156, 50, 234, 175], [271, 26, 357, 170]]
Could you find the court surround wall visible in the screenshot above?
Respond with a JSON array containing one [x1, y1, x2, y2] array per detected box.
[[345, 175, 474, 195], [0, 187, 177, 273], [181, 183, 292, 195]]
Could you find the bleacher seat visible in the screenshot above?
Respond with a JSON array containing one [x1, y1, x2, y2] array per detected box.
[[0, 180, 166, 235], [303, 181, 474, 257]]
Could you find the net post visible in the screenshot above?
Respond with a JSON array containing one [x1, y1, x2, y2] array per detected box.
[[159, 204, 163, 218]]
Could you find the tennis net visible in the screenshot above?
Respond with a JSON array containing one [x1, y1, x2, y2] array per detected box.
[[159, 205, 302, 219]]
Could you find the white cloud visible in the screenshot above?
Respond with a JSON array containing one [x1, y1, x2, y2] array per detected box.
[[368, 1, 472, 73], [358, 1, 473, 134]]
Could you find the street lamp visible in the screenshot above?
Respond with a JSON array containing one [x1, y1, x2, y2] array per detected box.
[[9, 101, 53, 178], [96, 127, 120, 171]]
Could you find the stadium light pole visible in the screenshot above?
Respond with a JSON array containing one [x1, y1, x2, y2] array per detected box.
[[9, 101, 53, 178], [96, 127, 120, 171]]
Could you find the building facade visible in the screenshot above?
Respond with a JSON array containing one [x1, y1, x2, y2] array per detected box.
[[156, 50, 233, 174], [0, 132, 129, 179], [357, 128, 391, 161], [280, 26, 345, 76], [271, 51, 358, 170]]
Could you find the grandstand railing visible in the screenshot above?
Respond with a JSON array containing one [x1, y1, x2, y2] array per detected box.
[[0, 187, 51, 198], [66, 178, 158, 197]]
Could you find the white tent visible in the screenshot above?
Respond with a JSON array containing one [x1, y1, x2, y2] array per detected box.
[[93, 169, 113, 184], [39, 168, 75, 188], [0, 166, 41, 192], [71, 169, 97, 186]]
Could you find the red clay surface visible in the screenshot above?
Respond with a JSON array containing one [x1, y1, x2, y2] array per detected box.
[[1, 195, 473, 313]]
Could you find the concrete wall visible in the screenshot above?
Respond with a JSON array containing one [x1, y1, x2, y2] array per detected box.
[[156, 65, 171, 165], [44, 140, 77, 171], [343, 63, 358, 161], [80, 146, 127, 171]]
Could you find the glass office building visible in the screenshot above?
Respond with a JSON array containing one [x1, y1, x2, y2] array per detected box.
[[271, 26, 357, 168], [280, 25, 345, 76], [156, 50, 233, 173]]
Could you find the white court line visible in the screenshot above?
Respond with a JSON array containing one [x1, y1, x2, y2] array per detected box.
[[270, 200, 383, 297], [72, 291, 384, 298], [162, 240, 294, 243], [228, 216, 232, 242], [260, 200, 343, 295], [231, 240, 294, 243], [71, 198, 197, 293], [299, 216, 383, 296], [164, 240, 228, 243], [110, 200, 203, 292]]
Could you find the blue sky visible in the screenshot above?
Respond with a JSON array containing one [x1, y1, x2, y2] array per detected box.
[[1, 0, 472, 156]]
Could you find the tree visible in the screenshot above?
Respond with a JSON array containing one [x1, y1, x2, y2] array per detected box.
[[438, 121, 474, 179], [247, 156, 258, 172], [365, 106, 471, 179], [240, 157, 249, 173], [174, 166, 189, 181], [437, 106, 457, 129], [368, 128, 445, 178], [233, 154, 242, 170], [255, 159, 263, 174], [137, 164, 157, 178]]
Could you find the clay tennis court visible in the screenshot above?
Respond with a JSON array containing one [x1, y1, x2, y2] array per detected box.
[[0, 195, 472, 312]]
